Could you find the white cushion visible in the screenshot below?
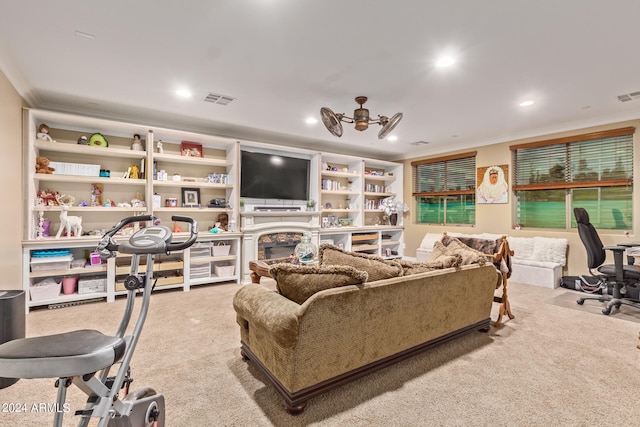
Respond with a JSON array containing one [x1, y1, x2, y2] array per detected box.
[[531, 237, 568, 266], [508, 237, 536, 260], [419, 233, 443, 249]]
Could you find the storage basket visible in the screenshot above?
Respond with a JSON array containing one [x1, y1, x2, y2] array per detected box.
[[213, 264, 235, 277], [190, 262, 211, 279], [30, 280, 61, 301], [30, 255, 73, 272], [78, 276, 107, 294], [190, 247, 212, 258], [212, 242, 231, 257]]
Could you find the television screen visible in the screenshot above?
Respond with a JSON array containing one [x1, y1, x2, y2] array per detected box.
[[240, 151, 310, 201]]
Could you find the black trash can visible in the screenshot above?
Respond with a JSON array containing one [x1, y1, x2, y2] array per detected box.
[[0, 290, 25, 389]]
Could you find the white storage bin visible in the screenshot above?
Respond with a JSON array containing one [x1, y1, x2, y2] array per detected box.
[[30, 255, 73, 272], [30, 280, 61, 301], [212, 242, 231, 257], [78, 276, 107, 294], [190, 247, 212, 258], [190, 262, 211, 278], [50, 161, 100, 177], [213, 264, 235, 277]]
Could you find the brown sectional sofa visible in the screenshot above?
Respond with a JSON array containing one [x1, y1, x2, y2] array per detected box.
[[233, 261, 498, 413]]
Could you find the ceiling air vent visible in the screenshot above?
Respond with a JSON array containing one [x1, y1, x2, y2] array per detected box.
[[204, 92, 236, 105], [410, 140, 430, 146], [617, 91, 640, 102]]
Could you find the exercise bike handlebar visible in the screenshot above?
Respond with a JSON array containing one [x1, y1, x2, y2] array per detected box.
[[166, 215, 199, 251], [97, 215, 198, 256], [103, 215, 157, 239]]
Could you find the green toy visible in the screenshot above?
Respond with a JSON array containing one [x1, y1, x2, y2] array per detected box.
[[88, 133, 109, 147]]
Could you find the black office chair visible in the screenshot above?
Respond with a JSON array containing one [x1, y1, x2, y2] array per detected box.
[[574, 207, 640, 315]]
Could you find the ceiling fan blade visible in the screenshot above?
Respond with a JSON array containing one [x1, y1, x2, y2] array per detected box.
[[320, 107, 343, 137], [378, 112, 403, 139]]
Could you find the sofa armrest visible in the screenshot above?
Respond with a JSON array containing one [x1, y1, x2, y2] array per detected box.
[[233, 284, 301, 348]]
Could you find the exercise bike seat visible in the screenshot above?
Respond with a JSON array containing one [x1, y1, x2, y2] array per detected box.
[[0, 329, 126, 379]]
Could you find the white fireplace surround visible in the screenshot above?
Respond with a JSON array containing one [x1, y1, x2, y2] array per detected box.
[[240, 210, 321, 280]]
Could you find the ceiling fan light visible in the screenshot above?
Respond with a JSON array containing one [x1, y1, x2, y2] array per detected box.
[[353, 107, 370, 131], [355, 119, 369, 131]]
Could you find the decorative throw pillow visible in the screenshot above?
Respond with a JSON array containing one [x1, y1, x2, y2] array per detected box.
[[318, 244, 403, 282], [425, 241, 463, 269], [397, 255, 461, 275], [270, 263, 368, 305], [440, 236, 487, 266]]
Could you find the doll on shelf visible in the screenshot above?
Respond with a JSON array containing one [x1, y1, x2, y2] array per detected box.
[[131, 134, 143, 151], [36, 124, 55, 142]]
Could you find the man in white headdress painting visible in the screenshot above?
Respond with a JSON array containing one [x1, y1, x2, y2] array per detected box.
[[477, 165, 509, 204]]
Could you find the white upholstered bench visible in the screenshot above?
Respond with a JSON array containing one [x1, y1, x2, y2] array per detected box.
[[416, 233, 568, 289]]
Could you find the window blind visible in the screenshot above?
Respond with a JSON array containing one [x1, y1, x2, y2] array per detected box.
[[412, 153, 476, 196]]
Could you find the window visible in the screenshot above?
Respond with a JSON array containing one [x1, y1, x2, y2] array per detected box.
[[512, 127, 634, 230], [412, 152, 476, 225]]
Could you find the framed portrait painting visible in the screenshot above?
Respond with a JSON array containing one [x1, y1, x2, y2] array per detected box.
[[181, 187, 201, 207], [477, 164, 509, 204]]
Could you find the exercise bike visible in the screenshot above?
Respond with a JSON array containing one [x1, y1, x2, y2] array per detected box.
[[0, 215, 198, 426]]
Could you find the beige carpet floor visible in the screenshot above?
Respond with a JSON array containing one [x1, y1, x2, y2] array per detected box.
[[1, 279, 639, 426]]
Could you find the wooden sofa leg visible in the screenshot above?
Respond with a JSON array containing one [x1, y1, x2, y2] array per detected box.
[[285, 400, 306, 415]]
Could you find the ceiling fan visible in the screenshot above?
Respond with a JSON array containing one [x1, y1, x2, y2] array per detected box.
[[320, 96, 403, 139]]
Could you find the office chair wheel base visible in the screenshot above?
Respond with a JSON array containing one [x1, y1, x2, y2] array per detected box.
[[602, 307, 612, 315], [577, 299, 585, 305]]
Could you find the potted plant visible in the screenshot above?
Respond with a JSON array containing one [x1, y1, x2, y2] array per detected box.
[[239, 198, 245, 211], [380, 197, 409, 225]]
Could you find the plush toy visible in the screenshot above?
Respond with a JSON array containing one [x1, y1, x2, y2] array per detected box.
[[35, 157, 55, 174], [36, 124, 55, 142]]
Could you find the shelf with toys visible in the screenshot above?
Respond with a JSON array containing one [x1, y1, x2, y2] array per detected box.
[[22, 108, 241, 311]]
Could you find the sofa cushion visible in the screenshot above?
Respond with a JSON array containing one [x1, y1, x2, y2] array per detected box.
[[270, 263, 368, 305], [318, 244, 403, 282], [440, 236, 488, 266], [426, 241, 463, 268], [398, 253, 461, 275]]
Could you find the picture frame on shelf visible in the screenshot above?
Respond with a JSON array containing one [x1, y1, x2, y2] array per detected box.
[[181, 187, 201, 207], [180, 141, 203, 158]]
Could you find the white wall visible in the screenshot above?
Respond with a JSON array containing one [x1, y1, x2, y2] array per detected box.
[[0, 69, 26, 290]]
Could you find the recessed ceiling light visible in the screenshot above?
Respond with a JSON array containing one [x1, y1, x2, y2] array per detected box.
[[386, 135, 398, 142], [305, 117, 318, 125], [176, 89, 192, 98], [436, 56, 455, 67], [519, 100, 535, 107]]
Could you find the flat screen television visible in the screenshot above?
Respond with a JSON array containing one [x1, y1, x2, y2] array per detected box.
[[240, 151, 310, 201]]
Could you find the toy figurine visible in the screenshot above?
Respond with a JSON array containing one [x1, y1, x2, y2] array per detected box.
[[37, 124, 55, 142], [157, 140, 164, 154], [77, 135, 88, 145], [131, 134, 143, 151]]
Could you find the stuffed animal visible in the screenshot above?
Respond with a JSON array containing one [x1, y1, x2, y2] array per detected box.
[[36, 124, 55, 142], [36, 157, 55, 174]]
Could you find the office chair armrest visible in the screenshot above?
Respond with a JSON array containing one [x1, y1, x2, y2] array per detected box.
[[615, 242, 640, 265], [604, 246, 627, 281]]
